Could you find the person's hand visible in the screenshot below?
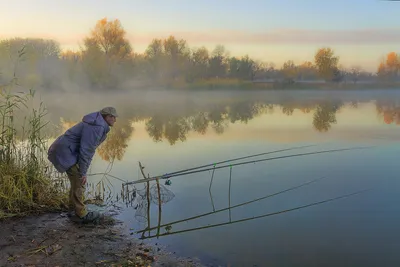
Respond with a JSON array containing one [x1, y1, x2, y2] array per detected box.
[[81, 176, 87, 185]]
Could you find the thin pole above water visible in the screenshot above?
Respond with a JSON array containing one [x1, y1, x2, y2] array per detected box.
[[123, 146, 371, 186]]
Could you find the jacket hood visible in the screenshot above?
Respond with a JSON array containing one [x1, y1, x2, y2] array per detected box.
[[82, 111, 110, 131]]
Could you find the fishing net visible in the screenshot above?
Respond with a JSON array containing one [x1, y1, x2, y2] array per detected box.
[[134, 197, 149, 223], [132, 181, 175, 223], [134, 182, 175, 205], [135, 187, 149, 199], [149, 183, 175, 205]]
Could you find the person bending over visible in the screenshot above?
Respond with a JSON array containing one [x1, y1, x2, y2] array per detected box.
[[48, 107, 118, 223]]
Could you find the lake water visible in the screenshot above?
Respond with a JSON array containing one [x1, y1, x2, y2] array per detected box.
[[52, 90, 400, 267]]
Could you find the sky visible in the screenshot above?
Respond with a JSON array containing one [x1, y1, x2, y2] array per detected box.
[[0, 0, 399, 72]]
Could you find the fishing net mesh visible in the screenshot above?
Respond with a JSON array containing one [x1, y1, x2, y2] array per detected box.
[[134, 197, 149, 223], [149, 183, 175, 204], [133, 181, 175, 223]]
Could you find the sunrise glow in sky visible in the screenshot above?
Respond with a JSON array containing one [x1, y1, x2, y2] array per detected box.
[[1, 0, 399, 71]]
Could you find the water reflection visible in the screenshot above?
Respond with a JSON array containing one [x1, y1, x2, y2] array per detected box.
[[121, 162, 175, 239], [129, 169, 367, 241], [312, 101, 342, 132], [146, 115, 191, 145], [376, 100, 400, 125], [71, 95, 400, 267], [97, 118, 134, 161], [116, 145, 371, 241], [51, 98, 400, 164]]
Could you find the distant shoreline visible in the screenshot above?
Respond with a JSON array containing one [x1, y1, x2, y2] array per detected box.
[[162, 80, 400, 91], [88, 78, 400, 91]]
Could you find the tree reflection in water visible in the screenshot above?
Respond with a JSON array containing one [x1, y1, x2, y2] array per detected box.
[[97, 118, 134, 162], [53, 98, 400, 164], [375, 99, 400, 125]]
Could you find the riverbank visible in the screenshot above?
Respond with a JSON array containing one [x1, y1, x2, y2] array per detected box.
[[0, 86, 205, 266], [193, 82, 400, 91], [37, 77, 400, 92], [155, 78, 400, 91], [0, 209, 204, 267]]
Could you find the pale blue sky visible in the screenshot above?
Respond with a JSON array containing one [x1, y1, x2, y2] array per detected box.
[[0, 0, 399, 71]]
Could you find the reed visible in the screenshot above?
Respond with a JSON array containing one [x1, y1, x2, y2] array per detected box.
[[0, 47, 68, 219]]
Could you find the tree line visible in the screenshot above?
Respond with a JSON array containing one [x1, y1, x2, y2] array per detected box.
[[0, 18, 399, 91]]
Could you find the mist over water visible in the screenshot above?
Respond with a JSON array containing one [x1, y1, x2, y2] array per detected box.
[[36, 88, 400, 267], [37, 89, 400, 122]]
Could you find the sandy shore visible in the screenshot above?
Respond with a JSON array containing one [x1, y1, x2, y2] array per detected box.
[[0, 211, 205, 267]]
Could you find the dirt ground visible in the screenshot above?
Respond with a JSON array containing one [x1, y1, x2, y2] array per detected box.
[[0, 211, 205, 267]]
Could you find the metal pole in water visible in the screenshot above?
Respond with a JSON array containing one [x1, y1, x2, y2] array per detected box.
[[209, 165, 216, 212], [229, 166, 232, 222], [136, 176, 327, 234]]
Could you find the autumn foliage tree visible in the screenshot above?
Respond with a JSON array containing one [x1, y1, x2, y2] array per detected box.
[[143, 36, 191, 83], [145, 38, 165, 81], [81, 18, 133, 88], [297, 61, 317, 81], [208, 45, 229, 78], [281, 60, 297, 82], [314, 48, 341, 82], [0, 38, 61, 88], [386, 52, 399, 74], [377, 52, 399, 81], [189, 46, 209, 81]]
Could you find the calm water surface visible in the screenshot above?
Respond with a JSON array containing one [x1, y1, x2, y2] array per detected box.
[[71, 93, 400, 267]]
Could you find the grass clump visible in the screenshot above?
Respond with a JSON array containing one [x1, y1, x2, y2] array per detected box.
[[0, 48, 68, 219]]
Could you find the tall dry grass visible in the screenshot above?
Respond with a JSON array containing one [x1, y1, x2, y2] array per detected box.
[[0, 47, 68, 219]]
